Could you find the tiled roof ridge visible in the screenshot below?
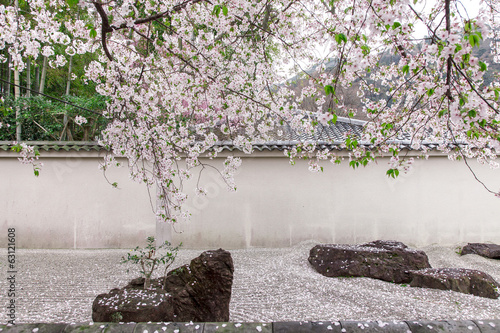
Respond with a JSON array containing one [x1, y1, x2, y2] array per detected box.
[[0, 141, 103, 152], [0, 116, 469, 153]]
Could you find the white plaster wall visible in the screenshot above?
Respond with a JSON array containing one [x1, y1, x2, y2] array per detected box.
[[1, 150, 499, 249], [0, 152, 155, 248], [171, 154, 500, 248]]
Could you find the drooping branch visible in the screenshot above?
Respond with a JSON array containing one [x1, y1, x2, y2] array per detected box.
[[445, 0, 453, 101], [93, 0, 212, 61]]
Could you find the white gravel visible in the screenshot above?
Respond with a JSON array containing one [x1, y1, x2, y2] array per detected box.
[[0, 241, 499, 323]]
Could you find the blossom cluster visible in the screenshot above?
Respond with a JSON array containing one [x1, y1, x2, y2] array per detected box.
[[2, 0, 500, 220]]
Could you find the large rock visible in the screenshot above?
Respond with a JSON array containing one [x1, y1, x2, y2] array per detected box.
[[409, 268, 500, 299], [92, 288, 173, 322], [309, 240, 431, 283], [92, 248, 234, 322], [461, 243, 500, 259], [166, 248, 234, 322]]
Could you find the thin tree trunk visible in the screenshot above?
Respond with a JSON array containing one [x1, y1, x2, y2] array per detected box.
[[144, 277, 151, 289], [34, 64, 40, 94], [5, 54, 11, 97], [14, 0, 21, 141], [14, 68, 21, 141], [26, 58, 31, 98], [1, 53, 5, 95], [61, 56, 73, 141], [65, 56, 72, 96], [39, 56, 47, 94]]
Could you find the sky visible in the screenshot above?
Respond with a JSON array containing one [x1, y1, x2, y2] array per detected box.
[[283, 0, 485, 78], [413, 0, 481, 38]]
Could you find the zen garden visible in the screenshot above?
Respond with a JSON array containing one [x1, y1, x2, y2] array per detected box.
[[0, 0, 500, 332]]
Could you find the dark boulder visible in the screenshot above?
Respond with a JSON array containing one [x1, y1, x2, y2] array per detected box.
[[92, 288, 173, 322], [166, 248, 234, 322], [461, 243, 500, 259], [309, 240, 431, 283], [92, 248, 234, 322], [409, 268, 500, 299]]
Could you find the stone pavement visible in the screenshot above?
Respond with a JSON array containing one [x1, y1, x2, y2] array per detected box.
[[1, 320, 500, 332]]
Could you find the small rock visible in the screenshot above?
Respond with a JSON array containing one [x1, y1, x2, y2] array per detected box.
[[409, 268, 500, 299], [461, 243, 500, 259], [92, 288, 173, 322]]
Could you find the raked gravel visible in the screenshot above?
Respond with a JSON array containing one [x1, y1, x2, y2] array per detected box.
[[0, 241, 499, 323]]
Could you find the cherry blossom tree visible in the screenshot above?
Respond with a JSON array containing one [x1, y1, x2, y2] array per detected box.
[[1, 0, 499, 223]]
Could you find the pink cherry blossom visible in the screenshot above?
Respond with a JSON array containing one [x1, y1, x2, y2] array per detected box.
[[2, 0, 500, 220]]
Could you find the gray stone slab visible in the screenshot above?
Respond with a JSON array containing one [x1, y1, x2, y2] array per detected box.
[[63, 324, 106, 333], [274, 321, 342, 332], [204, 322, 271, 333], [472, 320, 500, 333], [134, 322, 204, 333], [2, 324, 67, 333], [406, 320, 480, 332], [101, 323, 136, 333], [445, 320, 480, 332], [340, 321, 410, 332]]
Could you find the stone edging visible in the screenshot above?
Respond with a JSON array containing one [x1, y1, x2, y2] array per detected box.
[[0, 320, 499, 333]]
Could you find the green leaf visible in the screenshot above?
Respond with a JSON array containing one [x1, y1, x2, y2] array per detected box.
[[473, 34, 480, 48], [495, 88, 500, 101], [332, 113, 338, 124], [324, 85, 334, 95], [386, 168, 399, 178], [459, 97, 466, 106], [222, 5, 228, 16], [468, 35, 475, 48], [479, 61, 487, 71], [335, 33, 347, 44], [212, 5, 221, 18], [392, 22, 401, 30], [89, 28, 97, 38], [402, 64, 409, 75], [468, 110, 477, 118], [66, 0, 78, 6], [464, 21, 472, 33]]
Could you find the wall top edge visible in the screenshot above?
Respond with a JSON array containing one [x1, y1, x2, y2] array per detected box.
[[0, 140, 472, 155]]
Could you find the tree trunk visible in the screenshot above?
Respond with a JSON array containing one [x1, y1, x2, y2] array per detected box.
[[65, 56, 72, 96], [34, 64, 40, 94], [14, 0, 21, 141], [144, 277, 151, 289], [14, 68, 21, 141], [39, 56, 47, 94], [26, 58, 31, 97], [5, 54, 11, 97], [65, 57, 73, 138]]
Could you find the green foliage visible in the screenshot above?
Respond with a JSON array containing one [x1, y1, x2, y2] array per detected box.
[[0, 95, 107, 141], [335, 33, 347, 44], [110, 312, 123, 323], [212, 5, 228, 18], [121, 236, 182, 289], [66, 0, 79, 7], [386, 168, 400, 178], [324, 84, 335, 96]]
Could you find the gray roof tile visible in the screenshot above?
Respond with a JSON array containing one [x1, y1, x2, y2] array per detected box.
[[0, 117, 465, 153]]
